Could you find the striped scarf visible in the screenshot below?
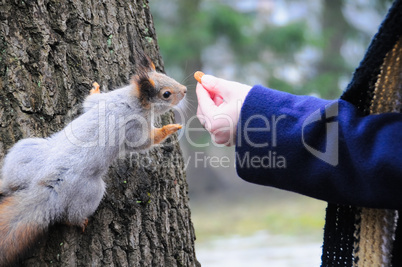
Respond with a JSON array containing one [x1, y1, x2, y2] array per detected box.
[[321, 1, 402, 266]]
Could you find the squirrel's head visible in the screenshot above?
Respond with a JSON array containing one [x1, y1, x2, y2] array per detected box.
[[131, 61, 187, 114]]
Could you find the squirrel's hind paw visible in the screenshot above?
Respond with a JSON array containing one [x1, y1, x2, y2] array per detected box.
[[90, 82, 101, 95], [65, 218, 89, 232], [81, 218, 89, 232]]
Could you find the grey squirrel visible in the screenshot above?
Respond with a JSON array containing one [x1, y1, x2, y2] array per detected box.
[[0, 59, 186, 266]]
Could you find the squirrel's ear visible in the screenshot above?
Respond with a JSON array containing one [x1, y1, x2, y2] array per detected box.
[[137, 52, 157, 72], [150, 61, 156, 71], [131, 73, 157, 108]]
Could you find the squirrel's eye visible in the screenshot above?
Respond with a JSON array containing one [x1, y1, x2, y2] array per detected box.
[[163, 91, 172, 99]]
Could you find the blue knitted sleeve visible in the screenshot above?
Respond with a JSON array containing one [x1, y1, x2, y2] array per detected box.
[[235, 85, 402, 209]]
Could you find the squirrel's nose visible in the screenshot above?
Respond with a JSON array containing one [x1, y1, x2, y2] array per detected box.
[[183, 86, 187, 94]]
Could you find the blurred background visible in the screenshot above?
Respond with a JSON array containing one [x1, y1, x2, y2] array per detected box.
[[149, 0, 392, 266]]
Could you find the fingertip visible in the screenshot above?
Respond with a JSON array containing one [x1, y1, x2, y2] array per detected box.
[[200, 75, 218, 91], [200, 74, 213, 83], [201, 75, 232, 99]]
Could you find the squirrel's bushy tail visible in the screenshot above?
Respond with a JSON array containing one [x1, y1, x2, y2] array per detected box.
[[0, 195, 45, 266]]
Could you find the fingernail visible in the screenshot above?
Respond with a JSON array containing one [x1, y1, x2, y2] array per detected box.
[[201, 75, 215, 87]]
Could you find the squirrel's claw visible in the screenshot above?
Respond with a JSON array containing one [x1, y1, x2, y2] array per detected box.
[[81, 218, 89, 232], [166, 124, 182, 133], [90, 82, 100, 95]]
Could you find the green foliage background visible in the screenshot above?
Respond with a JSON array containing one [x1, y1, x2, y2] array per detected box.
[[151, 0, 392, 99]]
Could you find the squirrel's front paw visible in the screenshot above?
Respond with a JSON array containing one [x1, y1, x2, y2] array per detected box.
[[163, 124, 182, 134], [90, 82, 100, 95], [152, 124, 182, 144]]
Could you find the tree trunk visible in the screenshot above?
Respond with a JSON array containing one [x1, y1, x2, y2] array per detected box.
[[0, 1, 199, 266]]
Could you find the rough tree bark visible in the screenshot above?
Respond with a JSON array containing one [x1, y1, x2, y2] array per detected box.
[[0, 0, 199, 266]]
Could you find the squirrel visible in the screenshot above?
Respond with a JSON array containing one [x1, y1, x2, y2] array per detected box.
[[0, 58, 186, 266]]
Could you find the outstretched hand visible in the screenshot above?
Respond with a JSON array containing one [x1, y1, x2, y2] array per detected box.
[[196, 74, 252, 146]]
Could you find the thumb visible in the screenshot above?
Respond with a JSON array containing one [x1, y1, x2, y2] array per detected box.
[[201, 75, 233, 100]]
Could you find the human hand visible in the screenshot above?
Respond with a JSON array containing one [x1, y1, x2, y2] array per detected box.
[[196, 74, 252, 146]]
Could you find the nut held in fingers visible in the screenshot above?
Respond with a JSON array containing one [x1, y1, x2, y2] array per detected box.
[[194, 71, 205, 84]]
